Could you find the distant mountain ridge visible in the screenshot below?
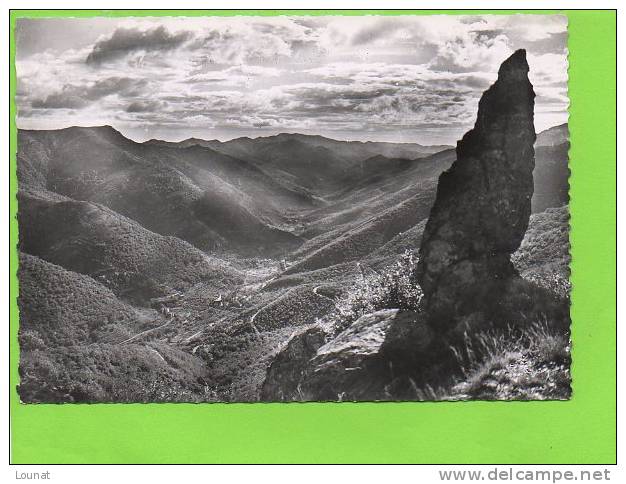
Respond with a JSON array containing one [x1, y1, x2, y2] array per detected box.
[[16, 121, 570, 403], [144, 132, 452, 197], [144, 131, 452, 160], [535, 123, 568, 147]]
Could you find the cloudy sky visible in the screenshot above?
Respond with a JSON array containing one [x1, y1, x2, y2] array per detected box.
[[15, 15, 568, 144]]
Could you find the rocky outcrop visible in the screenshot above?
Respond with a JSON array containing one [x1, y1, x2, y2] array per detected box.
[[415, 49, 536, 334], [260, 326, 327, 401], [261, 310, 428, 401], [260, 50, 570, 402], [298, 310, 418, 400]]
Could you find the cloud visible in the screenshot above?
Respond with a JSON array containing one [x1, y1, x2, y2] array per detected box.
[[86, 25, 192, 64], [17, 15, 569, 142], [185, 65, 282, 88], [31, 91, 89, 109], [183, 17, 318, 66], [350, 17, 413, 46], [31, 77, 148, 109], [428, 31, 512, 73], [126, 100, 165, 113]]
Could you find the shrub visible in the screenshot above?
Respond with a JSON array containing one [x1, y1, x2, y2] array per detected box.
[[323, 250, 423, 333]]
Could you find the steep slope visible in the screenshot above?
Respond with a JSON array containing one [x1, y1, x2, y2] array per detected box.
[[532, 141, 569, 213], [531, 123, 569, 212], [17, 126, 305, 255], [535, 124, 568, 147], [18, 191, 243, 305], [286, 190, 436, 274], [281, 121, 567, 274], [512, 206, 570, 297], [17, 252, 147, 347], [261, 123, 569, 344], [17, 252, 212, 403], [285, 149, 456, 272]]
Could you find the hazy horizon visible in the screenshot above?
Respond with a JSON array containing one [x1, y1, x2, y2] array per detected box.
[[16, 120, 567, 147], [16, 15, 568, 145]]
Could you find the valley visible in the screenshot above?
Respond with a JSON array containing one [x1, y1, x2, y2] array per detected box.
[[16, 124, 569, 402]]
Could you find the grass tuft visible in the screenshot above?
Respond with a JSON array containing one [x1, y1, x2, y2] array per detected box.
[[449, 322, 571, 400]]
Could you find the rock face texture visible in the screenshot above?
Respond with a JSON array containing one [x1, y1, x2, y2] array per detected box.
[[260, 326, 327, 401], [261, 310, 427, 401], [416, 49, 537, 333], [298, 310, 417, 400]]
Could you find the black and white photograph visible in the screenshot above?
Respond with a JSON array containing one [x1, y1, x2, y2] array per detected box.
[[15, 14, 571, 403]]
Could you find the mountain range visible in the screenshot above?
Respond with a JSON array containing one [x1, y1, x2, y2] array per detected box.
[[16, 123, 569, 402]]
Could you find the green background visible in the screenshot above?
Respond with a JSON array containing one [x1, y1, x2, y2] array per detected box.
[[9, 9, 617, 464]]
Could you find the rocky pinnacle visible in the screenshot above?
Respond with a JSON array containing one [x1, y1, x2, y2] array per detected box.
[[415, 49, 536, 333]]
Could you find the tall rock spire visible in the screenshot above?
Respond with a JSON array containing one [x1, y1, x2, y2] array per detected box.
[[416, 49, 536, 333]]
